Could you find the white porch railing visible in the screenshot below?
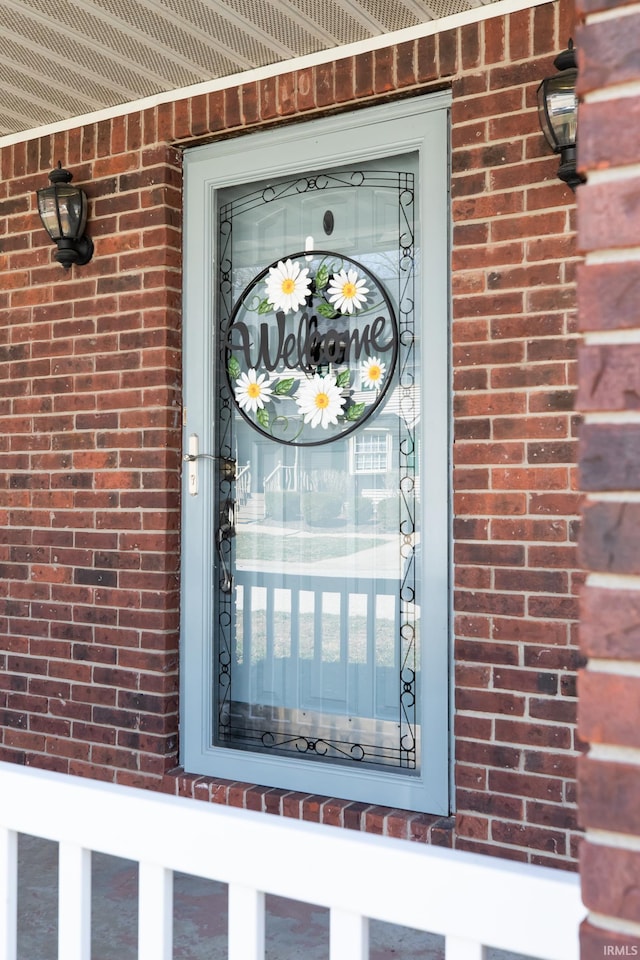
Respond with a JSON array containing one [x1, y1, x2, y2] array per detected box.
[[0, 761, 585, 960], [236, 461, 251, 505], [264, 461, 298, 493]]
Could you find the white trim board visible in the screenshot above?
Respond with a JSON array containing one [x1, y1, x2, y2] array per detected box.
[[0, 0, 551, 149]]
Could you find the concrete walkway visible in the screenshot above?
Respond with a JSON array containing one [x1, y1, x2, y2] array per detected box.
[[18, 834, 532, 960]]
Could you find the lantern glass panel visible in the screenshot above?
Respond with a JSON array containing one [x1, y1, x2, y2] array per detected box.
[[537, 69, 578, 151], [37, 187, 61, 240], [37, 184, 87, 240]]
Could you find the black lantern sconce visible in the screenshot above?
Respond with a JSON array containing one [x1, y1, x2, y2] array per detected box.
[[36, 162, 94, 269], [537, 39, 585, 191]]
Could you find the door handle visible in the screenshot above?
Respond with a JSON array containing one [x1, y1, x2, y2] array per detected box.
[[217, 498, 236, 543], [183, 434, 236, 495], [217, 497, 236, 594]]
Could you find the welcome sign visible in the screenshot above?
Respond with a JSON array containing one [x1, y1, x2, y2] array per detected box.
[[225, 251, 398, 446]]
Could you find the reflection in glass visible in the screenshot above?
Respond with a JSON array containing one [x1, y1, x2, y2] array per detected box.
[[214, 156, 421, 775]]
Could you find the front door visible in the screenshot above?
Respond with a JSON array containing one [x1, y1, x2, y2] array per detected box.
[[182, 96, 450, 814]]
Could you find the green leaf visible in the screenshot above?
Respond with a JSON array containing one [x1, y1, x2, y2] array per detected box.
[[274, 377, 295, 396], [257, 408, 270, 429], [227, 356, 241, 380], [316, 301, 337, 318], [336, 369, 351, 389], [345, 402, 365, 422], [315, 264, 329, 290], [258, 299, 272, 315]]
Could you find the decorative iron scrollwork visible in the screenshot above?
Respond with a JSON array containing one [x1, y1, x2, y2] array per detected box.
[[214, 168, 418, 771]]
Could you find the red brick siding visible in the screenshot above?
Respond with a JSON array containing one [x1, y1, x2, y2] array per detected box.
[[451, 1, 581, 868], [0, 0, 581, 866], [0, 144, 183, 789], [575, 0, 640, 950]]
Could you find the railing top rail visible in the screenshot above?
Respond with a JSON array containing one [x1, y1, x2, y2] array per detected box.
[[264, 461, 283, 485], [235, 569, 399, 593], [0, 761, 584, 959]]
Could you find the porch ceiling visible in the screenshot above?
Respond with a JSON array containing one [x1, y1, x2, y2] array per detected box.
[[2, 0, 501, 139]]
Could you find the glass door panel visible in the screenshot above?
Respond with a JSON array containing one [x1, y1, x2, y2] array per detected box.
[[213, 155, 421, 775]]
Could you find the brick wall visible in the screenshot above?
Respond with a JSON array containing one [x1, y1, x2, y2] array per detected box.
[[451, 0, 581, 868], [0, 140, 183, 786], [0, 0, 582, 866], [575, 0, 640, 953]]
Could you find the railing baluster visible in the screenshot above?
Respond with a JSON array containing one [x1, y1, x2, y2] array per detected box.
[[0, 827, 17, 960], [138, 862, 172, 960], [330, 908, 368, 960], [445, 935, 486, 959], [290, 586, 300, 668], [266, 577, 275, 693], [290, 583, 300, 707], [229, 883, 265, 960], [244, 582, 253, 693], [58, 842, 91, 960], [361, 582, 376, 716], [339, 587, 348, 704], [312, 586, 323, 698]]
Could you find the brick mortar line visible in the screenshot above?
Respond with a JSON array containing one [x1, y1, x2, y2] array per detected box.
[[466, 834, 578, 858], [4, 661, 178, 674], [584, 247, 640, 264], [463, 745, 580, 760], [458, 787, 580, 804], [582, 491, 640, 502], [453, 339, 580, 347], [452, 262, 582, 273], [583, 2, 640, 23], [455, 538, 578, 544], [587, 163, 640, 187], [587, 828, 640, 852], [586, 660, 640, 678], [455, 580, 582, 588], [452, 378, 576, 386], [459, 771, 580, 789], [587, 572, 640, 589], [584, 81, 640, 107], [583, 333, 640, 348], [587, 911, 640, 939], [589, 744, 640, 764], [458, 667, 576, 677], [455, 710, 579, 729], [452, 506, 576, 512]]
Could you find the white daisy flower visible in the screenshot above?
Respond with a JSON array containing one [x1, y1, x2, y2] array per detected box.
[[265, 259, 311, 314], [295, 373, 346, 429], [361, 357, 386, 390], [327, 268, 369, 314], [235, 368, 273, 414]]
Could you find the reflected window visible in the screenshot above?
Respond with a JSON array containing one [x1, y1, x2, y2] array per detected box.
[[350, 429, 392, 475]]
